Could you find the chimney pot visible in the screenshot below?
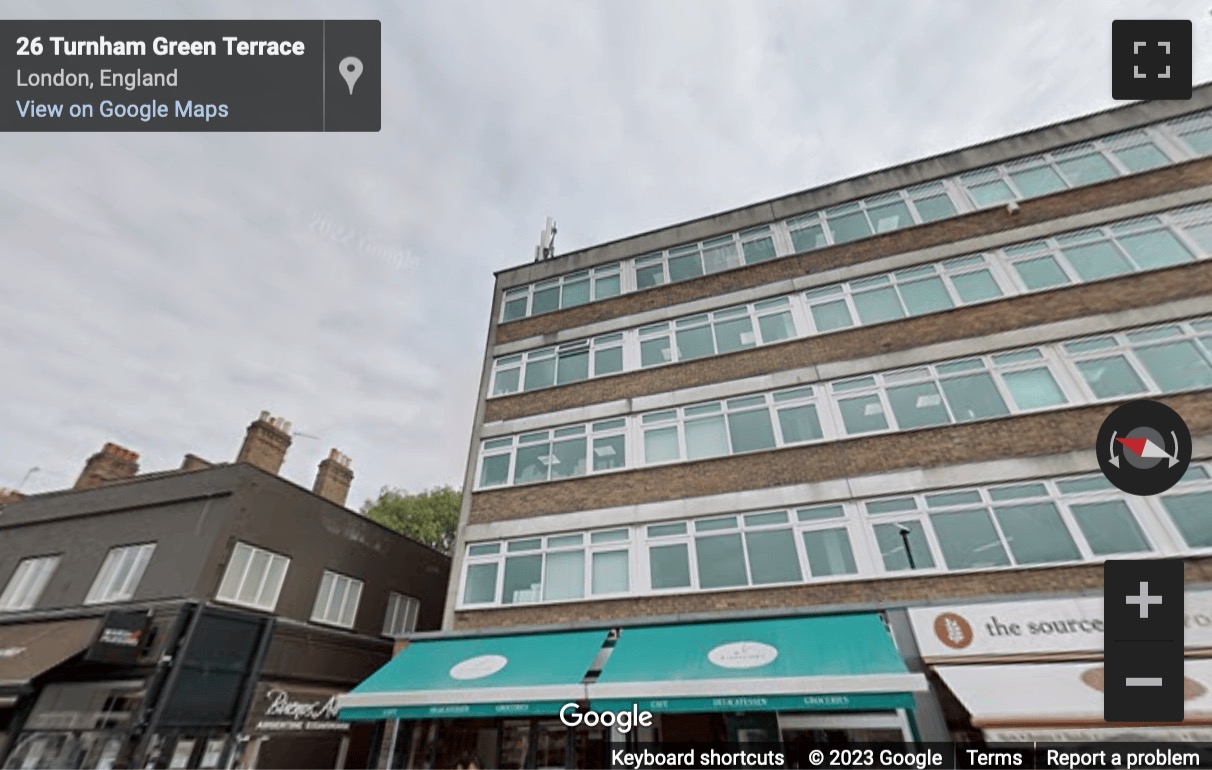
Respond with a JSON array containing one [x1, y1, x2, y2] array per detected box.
[[236, 410, 292, 475], [0, 487, 25, 506], [74, 442, 140, 490]]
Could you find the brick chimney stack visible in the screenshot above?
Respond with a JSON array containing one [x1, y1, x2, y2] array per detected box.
[[0, 487, 25, 506], [313, 449, 354, 507], [236, 411, 293, 475], [75, 442, 140, 490]]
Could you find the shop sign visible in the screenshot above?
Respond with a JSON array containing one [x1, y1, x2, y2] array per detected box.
[[707, 642, 779, 669], [593, 692, 917, 715], [250, 685, 349, 733], [448, 654, 508, 680], [84, 609, 151, 665], [909, 590, 1212, 659]]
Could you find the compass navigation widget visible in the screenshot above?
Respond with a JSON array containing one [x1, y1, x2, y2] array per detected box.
[[1097, 399, 1192, 496]]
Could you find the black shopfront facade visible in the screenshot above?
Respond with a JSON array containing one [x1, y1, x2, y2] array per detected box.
[[0, 603, 387, 769]]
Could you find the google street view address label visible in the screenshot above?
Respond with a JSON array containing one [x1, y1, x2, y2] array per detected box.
[[1, 20, 380, 131]]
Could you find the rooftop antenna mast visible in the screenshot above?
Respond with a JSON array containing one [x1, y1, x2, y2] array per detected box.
[[534, 217, 557, 262]]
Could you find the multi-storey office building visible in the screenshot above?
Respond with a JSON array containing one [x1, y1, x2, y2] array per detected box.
[[0, 413, 449, 770], [340, 87, 1212, 767]]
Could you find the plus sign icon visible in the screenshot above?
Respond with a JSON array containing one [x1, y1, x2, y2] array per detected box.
[[1112, 20, 1193, 100]]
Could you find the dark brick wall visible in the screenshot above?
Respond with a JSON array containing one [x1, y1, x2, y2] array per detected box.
[[452, 556, 1212, 631], [469, 393, 1212, 524], [494, 158, 1212, 344], [485, 261, 1212, 423]]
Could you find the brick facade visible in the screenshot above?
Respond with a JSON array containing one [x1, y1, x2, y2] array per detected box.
[[493, 157, 1212, 345], [469, 392, 1212, 524], [452, 556, 1212, 631]]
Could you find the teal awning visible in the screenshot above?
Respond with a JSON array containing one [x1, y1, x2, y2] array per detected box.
[[337, 629, 607, 721], [588, 614, 927, 714]]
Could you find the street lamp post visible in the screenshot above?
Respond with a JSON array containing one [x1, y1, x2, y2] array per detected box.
[[898, 525, 916, 570]]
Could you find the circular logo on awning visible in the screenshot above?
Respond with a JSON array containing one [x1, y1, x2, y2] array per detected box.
[[707, 642, 778, 669], [933, 612, 975, 650], [1080, 666, 1206, 701], [449, 654, 508, 680]]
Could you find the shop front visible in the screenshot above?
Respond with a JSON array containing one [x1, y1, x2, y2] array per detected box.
[[237, 682, 353, 770], [907, 590, 1212, 741], [338, 613, 927, 768]]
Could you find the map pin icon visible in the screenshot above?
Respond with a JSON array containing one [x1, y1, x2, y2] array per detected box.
[[339, 57, 363, 95]]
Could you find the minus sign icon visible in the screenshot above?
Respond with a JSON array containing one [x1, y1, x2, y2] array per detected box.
[[1126, 677, 1164, 686]]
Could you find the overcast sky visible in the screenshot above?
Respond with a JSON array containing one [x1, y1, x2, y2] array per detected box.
[[1, 1, 1210, 507]]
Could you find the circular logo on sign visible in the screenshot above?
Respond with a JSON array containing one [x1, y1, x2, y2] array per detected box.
[[933, 612, 974, 650], [707, 642, 778, 669], [1081, 666, 1207, 701], [449, 654, 508, 680]]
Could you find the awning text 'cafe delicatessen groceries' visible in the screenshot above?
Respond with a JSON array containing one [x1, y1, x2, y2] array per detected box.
[[907, 589, 1212, 741]]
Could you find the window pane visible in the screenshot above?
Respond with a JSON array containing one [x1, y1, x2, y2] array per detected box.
[[868, 200, 913, 232], [594, 274, 621, 299], [790, 223, 828, 252], [966, 178, 1016, 207], [513, 443, 549, 484], [501, 555, 542, 604], [1002, 368, 1067, 410], [1070, 501, 1150, 555], [874, 521, 934, 571], [649, 544, 692, 589], [802, 528, 857, 577], [1162, 492, 1212, 548], [1118, 230, 1194, 270], [745, 530, 802, 584], [853, 287, 905, 325], [900, 277, 954, 316], [914, 194, 956, 223], [742, 236, 778, 264], [1181, 127, 1212, 155], [757, 311, 796, 343], [237, 551, 270, 605], [256, 556, 288, 609], [1014, 256, 1071, 290], [1010, 166, 1067, 198], [668, 252, 703, 282], [1114, 143, 1169, 172], [592, 551, 629, 594], [1061, 241, 1134, 281], [543, 551, 585, 601], [644, 427, 680, 464], [993, 502, 1081, 564], [592, 435, 625, 472], [887, 382, 950, 429], [939, 372, 1010, 422], [463, 563, 498, 604], [523, 356, 556, 391], [950, 269, 1002, 303], [1075, 356, 1148, 398], [480, 454, 510, 488], [1057, 153, 1117, 185], [695, 534, 748, 589], [532, 286, 560, 315], [636, 263, 664, 289], [640, 336, 672, 367], [680, 415, 726, 460], [829, 211, 872, 243], [715, 317, 756, 354], [493, 368, 520, 396], [675, 326, 715, 361], [556, 351, 590, 385], [811, 300, 854, 332], [727, 409, 777, 453], [218, 545, 252, 600], [702, 241, 740, 274], [778, 404, 823, 443], [1136, 341, 1212, 391], [839, 395, 888, 434], [931, 510, 1011, 569], [561, 279, 590, 308], [594, 347, 623, 376], [550, 437, 587, 480], [502, 297, 528, 322]]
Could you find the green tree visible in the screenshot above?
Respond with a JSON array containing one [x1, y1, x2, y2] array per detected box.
[[361, 485, 463, 554]]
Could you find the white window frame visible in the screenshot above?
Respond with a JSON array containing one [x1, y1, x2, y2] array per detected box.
[[0, 555, 60, 612], [383, 592, 421, 636], [215, 542, 291, 612], [1063, 320, 1212, 401], [84, 543, 155, 605], [311, 570, 364, 629]]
